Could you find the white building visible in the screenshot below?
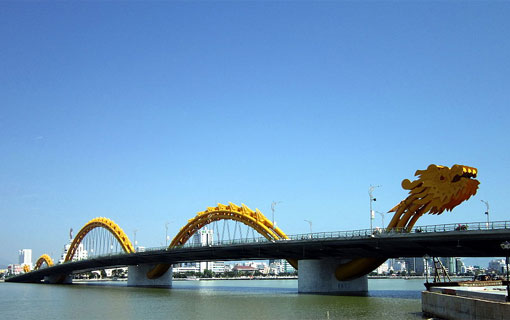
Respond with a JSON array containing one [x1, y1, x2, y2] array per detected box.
[[8, 264, 22, 275], [18, 249, 33, 270], [392, 260, 406, 272], [269, 259, 295, 275], [193, 227, 214, 246], [59, 240, 88, 263], [173, 227, 224, 274], [376, 261, 390, 274], [173, 262, 200, 273], [488, 259, 507, 273]]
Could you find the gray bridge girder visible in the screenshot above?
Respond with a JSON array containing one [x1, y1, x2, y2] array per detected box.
[[7, 229, 510, 283]]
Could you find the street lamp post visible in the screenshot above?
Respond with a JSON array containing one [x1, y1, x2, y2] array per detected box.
[[271, 201, 281, 227], [304, 220, 313, 234], [369, 185, 380, 233], [165, 222, 169, 246], [481, 200, 490, 229], [376, 211, 386, 229], [133, 229, 138, 251], [501, 241, 510, 302], [424, 254, 430, 285]]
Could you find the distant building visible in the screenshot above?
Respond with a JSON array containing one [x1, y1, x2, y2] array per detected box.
[[440, 257, 458, 275], [456, 258, 466, 274], [59, 240, 88, 263], [7, 264, 22, 275], [392, 260, 406, 273], [376, 261, 389, 274], [18, 249, 33, 270], [193, 227, 214, 246], [268, 259, 296, 274], [404, 257, 426, 275], [488, 259, 506, 273], [232, 265, 257, 274], [173, 228, 225, 274], [173, 262, 200, 273]]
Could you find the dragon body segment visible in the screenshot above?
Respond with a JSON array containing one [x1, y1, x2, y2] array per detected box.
[[335, 164, 479, 281]]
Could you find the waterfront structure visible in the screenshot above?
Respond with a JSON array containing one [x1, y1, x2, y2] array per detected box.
[[375, 261, 389, 274], [7, 264, 22, 275], [193, 227, 214, 246], [439, 257, 458, 275], [18, 249, 33, 270], [173, 262, 200, 273], [269, 259, 296, 274], [173, 230, 225, 274], [59, 240, 88, 264], [488, 259, 507, 273], [455, 258, 466, 274], [9, 164, 487, 295], [393, 260, 406, 273]]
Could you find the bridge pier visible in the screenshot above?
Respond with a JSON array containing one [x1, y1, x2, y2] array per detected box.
[[298, 258, 368, 296], [44, 274, 72, 284], [127, 264, 172, 288]]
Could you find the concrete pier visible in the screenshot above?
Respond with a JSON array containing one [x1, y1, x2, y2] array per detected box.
[[298, 258, 368, 295], [127, 264, 172, 288], [422, 286, 510, 320], [44, 274, 72, 284]]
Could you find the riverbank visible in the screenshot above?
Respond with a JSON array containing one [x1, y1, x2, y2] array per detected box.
[[423, 285, 510, 319], [71, 275, 471, 282]]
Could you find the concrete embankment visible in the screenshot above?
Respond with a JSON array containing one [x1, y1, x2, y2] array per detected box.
[[422, 287, 510, 320]]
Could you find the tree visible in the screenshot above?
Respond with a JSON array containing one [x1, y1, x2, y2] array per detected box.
[[202, 269, 213, 278]]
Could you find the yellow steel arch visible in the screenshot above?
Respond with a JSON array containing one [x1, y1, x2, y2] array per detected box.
[[147, 202, 296, 279], [64, 217, 135, 262], [34, 254, 54, 270]]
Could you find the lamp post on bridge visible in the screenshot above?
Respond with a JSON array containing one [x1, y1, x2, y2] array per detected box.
[[133, 229, 138, 252], [481, 200, 490, 229], [369, 185, 380, 233], [500, 241, 510, 302], [271, 201, 281, 228], [165, 222, 172, 246], [423, 254, 430, 285], [304, 220, 313, 234], [376, 211, 386, 229]]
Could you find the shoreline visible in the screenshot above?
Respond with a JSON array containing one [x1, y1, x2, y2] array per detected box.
[[70, 275, 471, 282]]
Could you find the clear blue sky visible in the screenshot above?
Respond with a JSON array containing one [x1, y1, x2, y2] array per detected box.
[[1, 2, 509, 266]]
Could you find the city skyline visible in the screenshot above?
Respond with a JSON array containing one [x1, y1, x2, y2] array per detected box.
[[2, 2, 510, 267]]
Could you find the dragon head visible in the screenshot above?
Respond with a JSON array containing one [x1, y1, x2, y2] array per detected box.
[[402, 164, 479, 214], [388, 164, 479, 230]]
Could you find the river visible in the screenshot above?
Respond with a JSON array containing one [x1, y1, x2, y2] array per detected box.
[[0, 279, 426, 319]]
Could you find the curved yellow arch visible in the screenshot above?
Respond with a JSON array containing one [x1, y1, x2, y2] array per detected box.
[[147, 202, 296, 279], [34, 254, 54, 270], [64, 217, 134, 262]]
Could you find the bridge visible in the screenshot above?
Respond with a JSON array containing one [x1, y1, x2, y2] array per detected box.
[[8, 164, 508, 295]]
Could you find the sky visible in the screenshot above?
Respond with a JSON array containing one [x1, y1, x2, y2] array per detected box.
[[1, 1, 509, 267]]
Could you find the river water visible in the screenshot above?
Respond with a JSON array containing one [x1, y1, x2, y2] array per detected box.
[[0, 279, 426, 319]]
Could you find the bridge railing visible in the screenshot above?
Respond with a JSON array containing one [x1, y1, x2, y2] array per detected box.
[[135, 220, 510, 251], [66, 220, 510, 261]]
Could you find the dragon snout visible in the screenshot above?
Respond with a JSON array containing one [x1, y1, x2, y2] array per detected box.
[[452, 165, 478, 182]]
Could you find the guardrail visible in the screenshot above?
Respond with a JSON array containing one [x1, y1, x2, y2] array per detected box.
[[77, 220, 510, 261]]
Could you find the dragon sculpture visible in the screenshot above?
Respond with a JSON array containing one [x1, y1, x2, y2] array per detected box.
[[335, 164, 479, 281]]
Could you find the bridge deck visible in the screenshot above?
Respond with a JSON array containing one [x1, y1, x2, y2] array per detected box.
[[7, 228, 510, 283]]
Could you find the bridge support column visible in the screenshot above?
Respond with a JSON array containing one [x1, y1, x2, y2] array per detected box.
[[127, 264, 172, 288], [298, 258, 368, 295], [44, 274, 72, 284]]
